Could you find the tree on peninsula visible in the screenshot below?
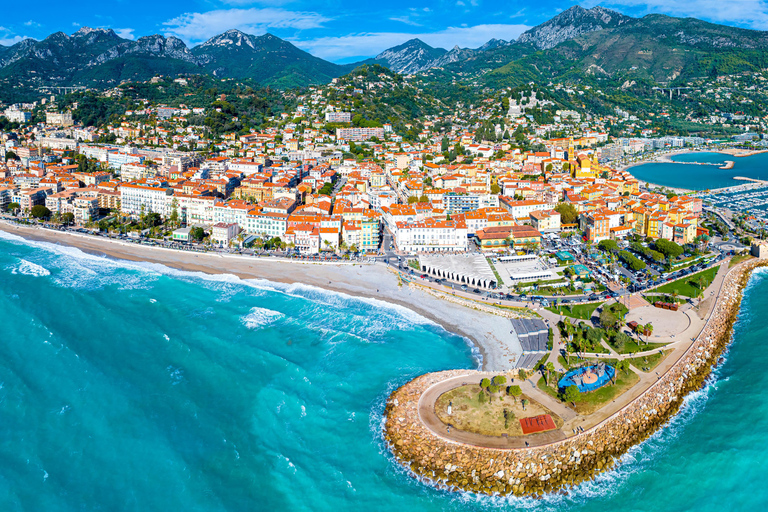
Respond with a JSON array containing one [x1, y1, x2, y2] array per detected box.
[[563, 385, 580, 405], [507, 385, 522, 402]]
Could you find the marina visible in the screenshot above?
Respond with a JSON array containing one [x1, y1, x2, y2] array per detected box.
[[698, 185, 768, 226]]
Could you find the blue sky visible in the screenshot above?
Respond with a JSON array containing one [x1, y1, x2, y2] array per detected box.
[[2, 0, 768, 62]]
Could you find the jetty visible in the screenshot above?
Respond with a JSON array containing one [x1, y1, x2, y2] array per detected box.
[[732, 176, 768, 184]]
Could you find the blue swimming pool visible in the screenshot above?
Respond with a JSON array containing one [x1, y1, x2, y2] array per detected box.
[[558, 364, 615, 392]]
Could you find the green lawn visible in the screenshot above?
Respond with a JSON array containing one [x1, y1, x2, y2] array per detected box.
[[654, 266, 719, 297], [609, 339, 668, 355], [604, 302, 629, 317], [546, 302, 602, 320], [628, 350, 670, 372], [730, 254, 753, 268]]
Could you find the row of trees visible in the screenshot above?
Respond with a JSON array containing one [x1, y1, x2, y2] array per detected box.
[[618, 250, 647, 271]]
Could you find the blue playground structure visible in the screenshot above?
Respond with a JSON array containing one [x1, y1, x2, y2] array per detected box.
[[558, 363, 615, 393]]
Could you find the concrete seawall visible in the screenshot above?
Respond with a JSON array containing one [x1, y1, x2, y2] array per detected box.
[[383, 260, 765, 497]]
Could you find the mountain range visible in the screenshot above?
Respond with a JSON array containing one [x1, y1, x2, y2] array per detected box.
[[0, 27, 356, 91], [2, 5, 768, 96]]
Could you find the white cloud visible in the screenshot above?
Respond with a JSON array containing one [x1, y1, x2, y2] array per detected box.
[[0, 26, 29, 46], [162, 8, 330, 45], [23, 20, 41, 28], [390, 16, 423, 26], [115, 28, 135, 40], [590, 0, 768, 29], [294, 23, 531, 60], [0, 35, 25, 46]]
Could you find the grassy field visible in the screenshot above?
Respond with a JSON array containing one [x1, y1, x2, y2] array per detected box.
[[611, 339, 668, 355], [537, 369, 640, 415], [628, 350, 670, 372], [730, 254, 754, 268], [434, 384, 563, 437], [546, 301, 602, 320], [654, 266, 718, 297]]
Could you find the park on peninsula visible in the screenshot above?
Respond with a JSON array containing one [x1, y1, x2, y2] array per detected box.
[[384, 250, 762, 497]]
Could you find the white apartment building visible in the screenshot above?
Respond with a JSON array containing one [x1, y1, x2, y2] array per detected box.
[[46, 111, 74, 127], [393, 217, 469, 253], [173, 194, 215, 225], [120, 183, 172, 217], [4, 107, 31, 123], [120, 163, 156, 182], [74, 196, 99, 223], [37, 137, 77, 150], [212, 201, 253, 228], [499, 199, 556, 220], [227, 159, 263, 176], [245, 211, 288, 238]]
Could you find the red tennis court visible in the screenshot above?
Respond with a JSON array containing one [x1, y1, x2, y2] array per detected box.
[[519, 414, 556, 434]]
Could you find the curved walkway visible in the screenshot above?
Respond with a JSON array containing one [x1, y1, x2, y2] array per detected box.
[[417, 373, 569, 449]]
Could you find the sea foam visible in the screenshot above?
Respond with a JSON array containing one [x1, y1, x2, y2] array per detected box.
[[241, 307, 285, 329], [12, 259, 51, 277]]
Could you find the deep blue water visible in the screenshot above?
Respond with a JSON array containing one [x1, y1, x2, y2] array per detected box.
[[1, 230, 767, 511], [629, 151, 768, 190]]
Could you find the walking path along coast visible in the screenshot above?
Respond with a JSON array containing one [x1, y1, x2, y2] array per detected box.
[[384, 258, 766, 497]]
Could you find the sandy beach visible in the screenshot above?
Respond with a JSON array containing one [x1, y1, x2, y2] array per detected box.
[[0, 220, 523, 371]]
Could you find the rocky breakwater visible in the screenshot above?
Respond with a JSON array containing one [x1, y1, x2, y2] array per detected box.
[[384, 260, 766, 497]]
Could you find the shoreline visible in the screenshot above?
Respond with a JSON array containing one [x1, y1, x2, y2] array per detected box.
[[620, 148, 762, 192], [0, 220, 530, 372], [383, 257, 764, 497]]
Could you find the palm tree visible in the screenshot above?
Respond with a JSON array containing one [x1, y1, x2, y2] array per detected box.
[[546, 362, 556, 387], [644, 323, 654, 343]]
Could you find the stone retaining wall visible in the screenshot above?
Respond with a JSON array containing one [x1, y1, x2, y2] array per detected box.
[[384, 260, 764, 497]]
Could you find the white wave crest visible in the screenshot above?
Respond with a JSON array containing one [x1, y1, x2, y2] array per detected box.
[[12, 259, 50, 277], [241, 307, 285, 329]]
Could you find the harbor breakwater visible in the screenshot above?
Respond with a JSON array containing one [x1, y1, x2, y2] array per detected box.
[[384, 260, 765, 497]]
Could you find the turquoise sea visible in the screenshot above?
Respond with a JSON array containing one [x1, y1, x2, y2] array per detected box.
[[2, 230, 768, 511], [629, 151, 768, 190]]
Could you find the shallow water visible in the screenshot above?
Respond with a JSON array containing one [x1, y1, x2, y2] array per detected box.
[[629, 151, 768, 190], [1, 230, 765, 511]]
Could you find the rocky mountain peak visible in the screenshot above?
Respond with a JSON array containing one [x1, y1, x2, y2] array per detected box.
[[517, 4, 633, 49]]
